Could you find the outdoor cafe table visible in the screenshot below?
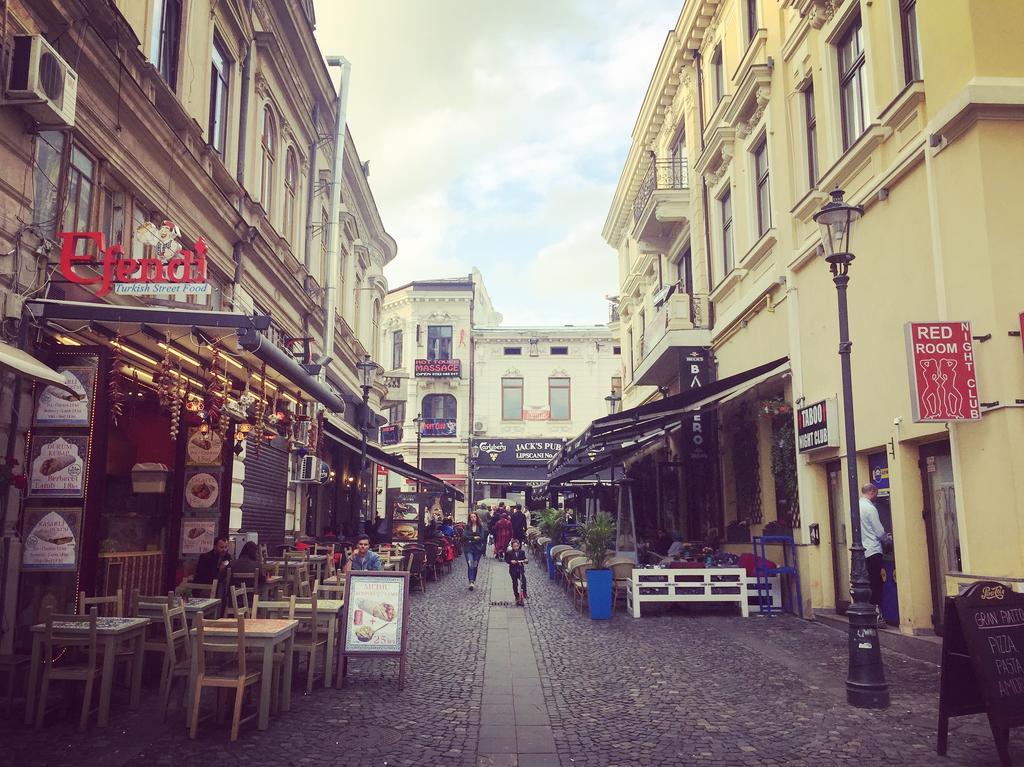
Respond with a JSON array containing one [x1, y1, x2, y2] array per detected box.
[[186, 618, 297, 731], [266, 555, 329, 583], [294, 599, 344, 687], [24, 616, 148, 726]]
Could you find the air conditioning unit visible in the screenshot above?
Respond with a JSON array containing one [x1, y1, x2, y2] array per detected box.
[[5, 35, 78, 127], [291, 454, 319, 483], [472, 421, 486, 434]]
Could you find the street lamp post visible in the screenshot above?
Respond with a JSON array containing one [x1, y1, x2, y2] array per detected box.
[[356, 354, 381, 535], [605, 390, 622, 416], [813, 188, 890, 709], [412, 413, 423, 494]]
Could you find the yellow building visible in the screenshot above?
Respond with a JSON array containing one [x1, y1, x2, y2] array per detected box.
[[603, 0, 1024, 637]]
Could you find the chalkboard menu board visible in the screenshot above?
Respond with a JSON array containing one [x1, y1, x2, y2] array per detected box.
[[938, 580, 1024, 765]]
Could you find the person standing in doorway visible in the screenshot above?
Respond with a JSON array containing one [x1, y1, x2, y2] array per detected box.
[[505, 538, 528, 606], [511, 505, 528, 545], [859, 482, 888, 627], [463, 511, 487, 590]]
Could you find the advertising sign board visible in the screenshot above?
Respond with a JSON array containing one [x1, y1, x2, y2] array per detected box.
[[796, 398, 840, 453], [905, 322, 981, 422]]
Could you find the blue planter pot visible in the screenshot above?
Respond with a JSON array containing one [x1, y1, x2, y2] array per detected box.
[[587, 569, 613, 620], [546, 543, 557, 579]]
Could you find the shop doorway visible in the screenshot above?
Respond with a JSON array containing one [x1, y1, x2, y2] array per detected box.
[[825, 460, 850, 613], [919, 440, 961, 634]]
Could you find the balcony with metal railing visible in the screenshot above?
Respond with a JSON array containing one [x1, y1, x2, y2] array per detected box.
[[633, 288, 712, 388], [631, 157, 692, 252]]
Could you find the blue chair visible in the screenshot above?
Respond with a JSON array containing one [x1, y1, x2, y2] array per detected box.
[[753, 535, 803, 617]]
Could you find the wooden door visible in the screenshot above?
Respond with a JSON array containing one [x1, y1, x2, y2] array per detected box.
[[825, 460, 850, 613]]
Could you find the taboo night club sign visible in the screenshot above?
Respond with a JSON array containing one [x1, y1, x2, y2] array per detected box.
[[58, 220, 210, 298]]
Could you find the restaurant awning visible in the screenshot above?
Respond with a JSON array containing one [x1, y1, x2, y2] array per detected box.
[[324, 422, 465, 501], [473, 466, 547, 484], [0, 340, 78, 395]]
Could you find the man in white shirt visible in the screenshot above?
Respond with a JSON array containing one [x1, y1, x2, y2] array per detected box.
[[859, 483, 887, 627]]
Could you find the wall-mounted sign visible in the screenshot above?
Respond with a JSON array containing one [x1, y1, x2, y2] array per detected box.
[[868, 452, 890, 497], [523, 406, 550, 421], [21, 507, 83, 571], [679, 347, 711, 392], [58, 223, 210, 298], [414, 358, 461, 378], [796, 398, 839, 453], [28, 435, 88, 497], [379, 424, 403, 445], [419, 418, 456, 437], [184, 470, 219, 509], [180, 517, 217, 555], [186, 427, 223, 466], [472, 439, 564, 466], [905, 322, 981, 422], [34, 365, 96, 427]]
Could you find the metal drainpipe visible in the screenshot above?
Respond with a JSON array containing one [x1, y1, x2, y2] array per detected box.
[[693, 50, 716, 330], [303, 103, 318, 273], [467, 274, 475, 511], [321, 57, 352, 374]]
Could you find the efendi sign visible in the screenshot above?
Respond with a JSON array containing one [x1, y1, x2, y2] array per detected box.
[[58, 220, 210, 298], [414, 358, 461, 378]]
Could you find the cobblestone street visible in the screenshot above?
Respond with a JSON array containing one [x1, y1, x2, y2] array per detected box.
[[1, 556, 1021, 766]]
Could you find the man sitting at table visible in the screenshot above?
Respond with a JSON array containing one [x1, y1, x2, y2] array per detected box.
[[344, 535, 384, 572], [196, 536, 231, 583]]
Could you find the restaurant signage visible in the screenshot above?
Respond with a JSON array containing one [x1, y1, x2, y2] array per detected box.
[[338, 571, 411, 689], [679, 347, 711, 392], [419, 418, 456, 437], [57, 222, 210, 298], [28, 435, 88, 497], [33, 365, 95, 427], [379, 424, 403, 445], [21, 507, 82, 571], [937, 581, 1024, 763], [472, 439, 563, 466], [180, 517, 216, 555], [905, 322, 981, 422], [796, 398, 839, 453], [414, 358, 461, 378]]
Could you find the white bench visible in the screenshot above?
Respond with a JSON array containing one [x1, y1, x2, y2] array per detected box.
[[628, 567, 750, 618]]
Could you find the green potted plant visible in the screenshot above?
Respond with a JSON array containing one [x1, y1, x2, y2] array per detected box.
[[578, 511, 615, 620], [537, 507, 566, 579]]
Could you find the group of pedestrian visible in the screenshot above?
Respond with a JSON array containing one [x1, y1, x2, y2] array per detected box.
[[462, 503, 530, 606]]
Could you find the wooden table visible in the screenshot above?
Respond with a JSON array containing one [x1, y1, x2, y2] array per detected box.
[[25, 616, 148, 726], [266, 556, 330, 585], [294, 599, 344, 687], [186, 618, 297, 731]]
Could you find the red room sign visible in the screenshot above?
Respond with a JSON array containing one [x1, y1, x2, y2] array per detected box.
[[904, 321, 981, 422]]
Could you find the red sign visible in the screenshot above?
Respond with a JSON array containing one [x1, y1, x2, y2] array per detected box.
[[414, 358, 461, 378], [58, 226, 209, 298], [905, 322, 981, 422]]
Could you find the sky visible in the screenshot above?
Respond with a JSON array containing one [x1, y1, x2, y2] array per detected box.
[[313, 1, 681, 326]]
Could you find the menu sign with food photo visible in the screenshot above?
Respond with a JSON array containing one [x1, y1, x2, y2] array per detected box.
[[21, 507, 82, 571], [391, 521, 419, 543], [344, 573, 407, 654], [28, 435, 88, 497], [186, 427, 223, 466], [34, 366, 95, 427], [180, 517, 217, 555], [184, 471, 220, 509]]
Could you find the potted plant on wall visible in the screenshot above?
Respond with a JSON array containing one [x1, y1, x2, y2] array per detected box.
[[579, 511, 615, 620], [537, 507, 566, 579]]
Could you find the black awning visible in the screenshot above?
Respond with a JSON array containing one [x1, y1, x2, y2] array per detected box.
[[324, 422, 465, 501], [237, 329, 346, 414], [473, 465, 547, 484], [26, 298, 270, 331], [591, 356, 790, 436]]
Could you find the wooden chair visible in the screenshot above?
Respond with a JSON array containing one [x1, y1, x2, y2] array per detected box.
[[36, 609, 101, 731], [423, 543, 439, 582], [158, 602, 192, 720], [228, 585, 251, 619], [129, 588, 178, 616], [250, 596, 294, 713], [291, 596, 328, 693], [570, 560, 593, 614], [406, 549, 427, 593], [0, 654, 30, 715], [189, 615, 261, 742], [79, 589, 123, 617], [609, 559, 636, 615], [177, 578, 219, 600], [284, 549, 309, 563], [316, 581, 345, 599], [292, 564, 312, 599], [130, 590, 180, 697], [559, 551, 584, 593]]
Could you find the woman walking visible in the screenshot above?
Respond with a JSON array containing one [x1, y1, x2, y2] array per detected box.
[[504, 538, 528, 606], [463, 511, 487, 590], [493, 513, 513, 559]]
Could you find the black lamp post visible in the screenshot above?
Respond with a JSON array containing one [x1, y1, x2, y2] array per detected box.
[[605, 390, 622, 416], [813, 188, 890, 709], [356, 354, 381, 532], [412, 412, 423, 493]]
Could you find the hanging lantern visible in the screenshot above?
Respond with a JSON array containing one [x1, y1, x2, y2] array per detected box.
[[198, 421, 210, 434]]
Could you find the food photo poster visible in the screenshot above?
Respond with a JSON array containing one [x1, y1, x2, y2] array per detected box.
[[344, 575, 405, 653], [28, 435, 89, 498]]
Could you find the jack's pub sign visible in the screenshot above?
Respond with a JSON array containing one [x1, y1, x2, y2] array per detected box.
[[472, 439, 564, 466], [414, 359, 461, 378]]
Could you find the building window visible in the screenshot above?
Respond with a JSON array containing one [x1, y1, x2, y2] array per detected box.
[[100, 187, 124, 247], [753, 138, 771, 236], [613, 345, 621, 355], [426, 325, 453, 360], [422, 457, 456, 475], [150, 0, 182, 89], [422, 393, 456, 420], [283, 148, 298, 245], [838, 16, 867, 151], [501, 377, 523, 421], [804, 85, 818, 187], [62, 146, 95, 234], [503, 347, 522, 356], [209, 36, 230, 156], [32, 131, 65, 240], [900, 0, 921, 83], [550, 346, 568, 356], [392, 329, 403, 370], [674, 247, 693, 293], [388, 402, 406, 425], [711, 44, 725, 108], [720, 189, 734, 276], [131, 202, 150, 261], [746, 0, 758, 44], [549, 377, 571, 421], [259, 106, 276, 213]]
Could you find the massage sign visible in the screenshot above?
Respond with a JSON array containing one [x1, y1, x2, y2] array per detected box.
[[58, 220, 210, 297]]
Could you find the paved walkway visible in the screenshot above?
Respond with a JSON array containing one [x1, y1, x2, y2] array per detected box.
[[1, 554, 1021, 766]]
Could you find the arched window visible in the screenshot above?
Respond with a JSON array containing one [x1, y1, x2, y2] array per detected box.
[[371, 299, 381, 360], [422, 394, 457, 420], [259, 106, 276, 213], [283, 148, 297, 243]]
